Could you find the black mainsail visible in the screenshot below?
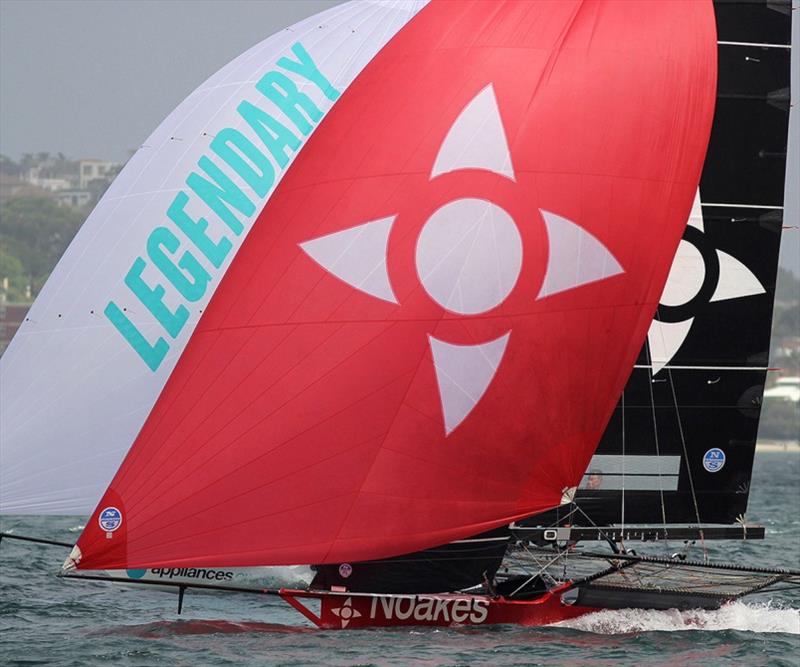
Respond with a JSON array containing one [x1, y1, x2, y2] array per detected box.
[[532, 0, 792, 531]]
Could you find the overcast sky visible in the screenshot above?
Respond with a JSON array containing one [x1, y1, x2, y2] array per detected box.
[[0, 0, 341, 160], [1, 0, 797, 273]]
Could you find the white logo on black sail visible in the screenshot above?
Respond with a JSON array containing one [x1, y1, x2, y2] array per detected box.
[[648, 191, 765, 375]]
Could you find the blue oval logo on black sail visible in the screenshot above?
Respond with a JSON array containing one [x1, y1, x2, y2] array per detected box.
[[702, 448, 726, 473]]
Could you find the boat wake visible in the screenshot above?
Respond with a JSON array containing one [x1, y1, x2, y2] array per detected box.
[[94, 619, 315, 638], [557, 601, 800, 635]]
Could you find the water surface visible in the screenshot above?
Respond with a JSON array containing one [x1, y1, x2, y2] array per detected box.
[[1, 452, 797, 666]]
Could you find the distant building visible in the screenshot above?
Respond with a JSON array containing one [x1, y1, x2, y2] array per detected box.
[[54, 189, 92, 208], [30, 177, 72, 191], [22, 157, 77, 191], [0, 173, 51, 201], [79, 159, 118, 189], [764, 376, 800, 403], [3, 154, 122, 208]]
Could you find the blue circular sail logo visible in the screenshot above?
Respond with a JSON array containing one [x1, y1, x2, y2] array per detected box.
[[99, 506, 123, 532], [702, 448, 726, 473]]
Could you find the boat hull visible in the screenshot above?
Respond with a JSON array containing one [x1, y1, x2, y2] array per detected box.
[[280, 583, 594, 629]]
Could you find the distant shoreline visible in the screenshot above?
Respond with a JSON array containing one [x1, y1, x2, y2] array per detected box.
[[756, 440, 800, 452]]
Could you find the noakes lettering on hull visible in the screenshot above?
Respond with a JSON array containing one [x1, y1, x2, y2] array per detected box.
[[106, 43, 339, 371], [368, 595, 488, 625]]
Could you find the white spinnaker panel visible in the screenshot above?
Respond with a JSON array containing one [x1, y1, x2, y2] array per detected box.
[[0, 0, 428, 514]]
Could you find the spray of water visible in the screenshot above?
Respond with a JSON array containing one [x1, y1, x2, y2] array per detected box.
[[557, 601, 800, 635]]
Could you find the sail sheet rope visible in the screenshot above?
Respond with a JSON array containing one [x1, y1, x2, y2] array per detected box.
[[644, 337, 670, 544], [620, 389, 626, 539], [666, 365, 708, 560]]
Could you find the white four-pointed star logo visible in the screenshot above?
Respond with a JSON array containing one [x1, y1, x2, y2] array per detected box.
[[330, 597, 361, 628], [300, 84, 624, 435], [647, 191, 765, 375]]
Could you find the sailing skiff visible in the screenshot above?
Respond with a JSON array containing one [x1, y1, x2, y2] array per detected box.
[[2, 0, 798, 629]]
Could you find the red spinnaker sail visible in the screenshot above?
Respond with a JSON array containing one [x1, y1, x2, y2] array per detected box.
[[75, 0, 716, 569]]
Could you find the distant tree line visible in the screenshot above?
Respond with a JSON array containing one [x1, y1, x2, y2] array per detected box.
[[0, 159, 797, 440], [1, 151, 121, 301], [772, 267, 799, 342], [0, 197, 85, 301]]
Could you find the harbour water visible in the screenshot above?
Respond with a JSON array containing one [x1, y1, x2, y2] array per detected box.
[[1, 451, 798, 666]]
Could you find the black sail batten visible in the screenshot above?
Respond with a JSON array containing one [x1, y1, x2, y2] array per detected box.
[[528, 0, 791, 530], [310, 528, 510, 594]]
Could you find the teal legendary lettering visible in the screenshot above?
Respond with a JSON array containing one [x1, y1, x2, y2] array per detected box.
[[104, 302, 169, 372], [168, 192, 233, 269], [147, 227, 210, 302], [124, 257, 188, 338], [277, 42, 341, 103], [188, 156, 254, 235], [211, 128, 275, 197], [106, 42, 340, 370], [238, 101, 300, 168], [256, 71, 322, 136]]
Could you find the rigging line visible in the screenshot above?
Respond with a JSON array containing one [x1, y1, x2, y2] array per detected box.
[[509, 543, 571, 596], [308, 552, 509, 565], [572, 504, 620, 554], [0, 532, 72, 549], [666, 364, 707, 560], [521, 544, 566, 571], [509, 507, 582, 536], [633, 364, 769, 371], [546, 505, 581, 530], [620, 388, 626, 540], [644, 330, 669, 542]]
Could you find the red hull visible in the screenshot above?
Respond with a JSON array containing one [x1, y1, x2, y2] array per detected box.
[[280, 583, 593, 630]]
